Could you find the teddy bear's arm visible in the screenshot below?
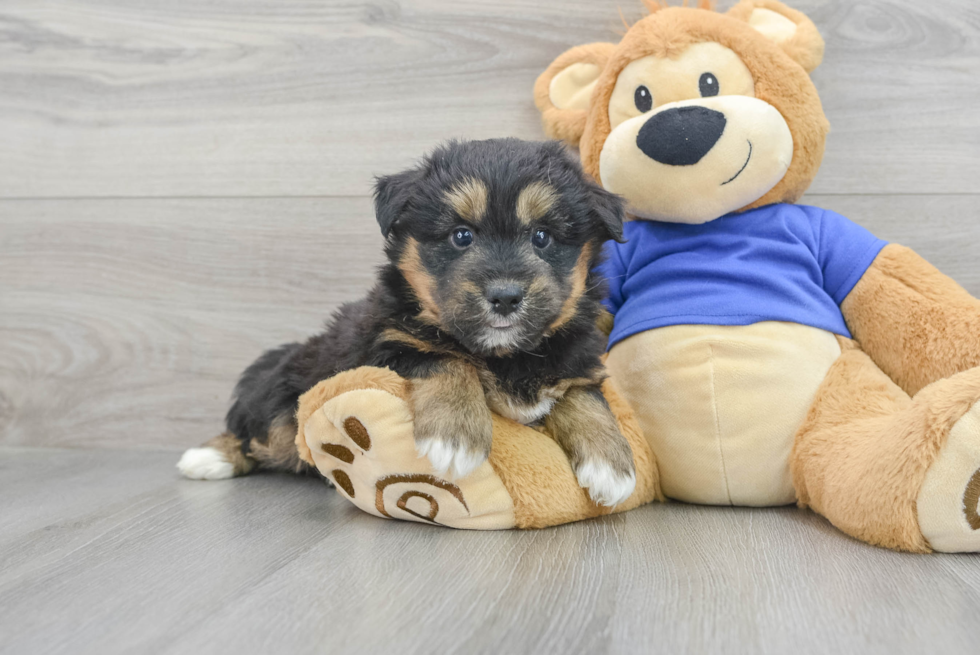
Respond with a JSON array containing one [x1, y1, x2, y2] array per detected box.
[[841, 244, 980, 396]]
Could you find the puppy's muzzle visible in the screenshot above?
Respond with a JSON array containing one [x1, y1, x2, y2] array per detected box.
[[486, 282, 524, 317]]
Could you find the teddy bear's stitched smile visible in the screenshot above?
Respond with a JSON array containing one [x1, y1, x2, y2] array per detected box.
[[721, 140, 753, 186]]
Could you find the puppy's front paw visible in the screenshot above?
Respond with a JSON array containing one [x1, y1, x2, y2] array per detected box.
[[575, 459, 636, 507], [409, 360, 494, 480], [412, 399, 492, 479], [415, 438, 488, 480], [546, 386, 637, 507]]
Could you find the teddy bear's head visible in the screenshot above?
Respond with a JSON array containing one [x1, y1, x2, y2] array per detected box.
[[535, 0, 828, 224]]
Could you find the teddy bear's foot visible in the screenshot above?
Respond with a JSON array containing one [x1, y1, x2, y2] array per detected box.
[[294, 367, 663, 530], [918, 400, 980, 552], [301, 379, 517, 529]]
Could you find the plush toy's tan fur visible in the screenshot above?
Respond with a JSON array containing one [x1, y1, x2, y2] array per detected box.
[[792, 338, 980, 552], [296, 367, 409, 467], [295, 1, 980, 549], [842, 245, 980, 397], [528, 0, 980, 551], [492, 377, 663, 528], [535, 2, 829, 214], [298, 367, 662, 529]]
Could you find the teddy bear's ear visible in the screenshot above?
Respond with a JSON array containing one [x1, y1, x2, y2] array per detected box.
[[534, 42, 617, 146], [727, 0, 825, 73]]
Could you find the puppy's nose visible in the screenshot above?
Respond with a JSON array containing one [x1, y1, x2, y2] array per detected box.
[[487, 284, 524, 316], [636, 106, 726, 166]]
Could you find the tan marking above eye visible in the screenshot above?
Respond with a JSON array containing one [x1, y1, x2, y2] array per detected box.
[[608, 42, 755, 130], [516, 181, 559, 225], [443, 178, 489, 223]]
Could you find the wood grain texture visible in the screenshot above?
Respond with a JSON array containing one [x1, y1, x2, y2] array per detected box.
[[2, 2, 979, 652], [0, 197, 383, 449], [0, 0, 977, 198], [0, 447, 977, 655], [2, 194, 979, 450]]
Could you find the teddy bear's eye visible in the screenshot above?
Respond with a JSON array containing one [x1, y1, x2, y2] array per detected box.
[[634, 85, 653, 113], [699, 72, 719, 97]]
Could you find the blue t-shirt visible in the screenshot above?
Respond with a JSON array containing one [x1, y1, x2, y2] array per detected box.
[[599, 203, 887, 349]]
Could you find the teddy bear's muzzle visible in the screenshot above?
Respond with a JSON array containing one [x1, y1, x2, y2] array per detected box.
[[598, 95, 794, 224], [636, 105, 727, 166]]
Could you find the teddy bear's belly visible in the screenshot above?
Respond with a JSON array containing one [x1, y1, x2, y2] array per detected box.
[[606, 321, 842, 506]]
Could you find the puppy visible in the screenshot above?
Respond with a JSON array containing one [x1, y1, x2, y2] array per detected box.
[[178, 138, 637, 506]]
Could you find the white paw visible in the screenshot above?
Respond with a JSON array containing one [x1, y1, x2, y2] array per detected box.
[[575, 459, 636, 507], [177, 447, 235, 480], [416, 438, 487, 480]]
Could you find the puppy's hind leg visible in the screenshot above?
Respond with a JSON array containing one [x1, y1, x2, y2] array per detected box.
[[177, 432, 256, 480], [247, 413, 312, 475], [179, 341, 307, 480], [179, 416, 312, 480]]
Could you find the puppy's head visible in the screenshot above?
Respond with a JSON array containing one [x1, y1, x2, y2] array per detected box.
[[375, 138, 624, 356]]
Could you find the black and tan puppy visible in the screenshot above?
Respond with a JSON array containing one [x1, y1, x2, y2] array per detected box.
[[178, 138, 637, 506]]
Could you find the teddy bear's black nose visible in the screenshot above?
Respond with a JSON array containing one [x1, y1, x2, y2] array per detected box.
[[636, 106, 727, 166]]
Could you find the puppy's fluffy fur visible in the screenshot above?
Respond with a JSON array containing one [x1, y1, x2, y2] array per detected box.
[[178, 138, 637, 506]]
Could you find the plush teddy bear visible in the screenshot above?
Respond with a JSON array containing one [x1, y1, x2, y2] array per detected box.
[[298, 0, 980, 552], [530, 0, 980, 552]]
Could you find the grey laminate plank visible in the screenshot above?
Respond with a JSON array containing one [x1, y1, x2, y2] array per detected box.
[[0, 447, 178, 549], [2, 193, 979, 451], [0, 0, 977, 198], [0, 448, 340, 655], [0, 197, 383, 450], [0, 448, 977, 655]]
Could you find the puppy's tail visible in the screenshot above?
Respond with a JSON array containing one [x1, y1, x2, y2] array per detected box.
[[177, 432, 256, 480]]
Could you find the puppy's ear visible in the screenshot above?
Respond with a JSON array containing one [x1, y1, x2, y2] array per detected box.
[[374, 168, 422, 237], [588, 184, 626, 243]]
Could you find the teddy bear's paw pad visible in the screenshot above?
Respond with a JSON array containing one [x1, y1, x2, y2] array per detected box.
[[303, 388, 516, 530], [375, 473, 469, 524], [918, 400, 980, 552]]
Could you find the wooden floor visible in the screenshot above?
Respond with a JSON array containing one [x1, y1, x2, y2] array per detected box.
[[1, 0, 979, 653], [2, 448, 979, 655]]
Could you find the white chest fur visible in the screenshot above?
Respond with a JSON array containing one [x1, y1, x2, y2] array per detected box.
[[487, 394, 557, 425], [481, 373, 569, 426]]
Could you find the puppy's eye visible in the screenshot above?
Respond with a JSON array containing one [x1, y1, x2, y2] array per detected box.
[[451, 227, 474, 249], [699, 72, 719, 97], [531, 228, 552, 249], [634, 85, 653, 113]]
